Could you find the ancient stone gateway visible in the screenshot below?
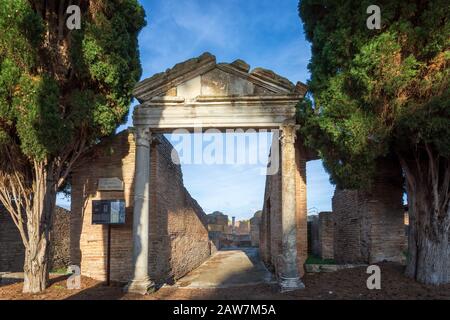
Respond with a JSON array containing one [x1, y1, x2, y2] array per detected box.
[[127, 52, 309, 294]]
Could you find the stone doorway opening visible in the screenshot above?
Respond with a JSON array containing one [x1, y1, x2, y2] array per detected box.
[[168, 129, 272, 245], [164, 129, 275, 288], [91, 53, 310, 294]]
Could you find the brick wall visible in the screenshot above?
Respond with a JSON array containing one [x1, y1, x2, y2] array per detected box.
[[260, 153, 282, 273], [0, 207, 24, 272], [49, 207, 71, 269], [0, 205, 70, 272], [260, 139, 307, 277], [295, 140, 308, 276], [318, 212, 334, 260], [310, 215, 320, 257], [310, 212, 334, 260], [70, 130, 210, 284], [332, 189, 363, 263], [332, 159, 406, 264], [250, 212, 261, 247]]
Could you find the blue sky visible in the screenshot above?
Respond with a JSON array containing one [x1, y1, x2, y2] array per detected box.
[[58, 0, 336, 219]]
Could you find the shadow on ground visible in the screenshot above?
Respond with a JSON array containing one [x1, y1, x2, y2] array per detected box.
[[173, 248, 275, 289], [1, 261, 449, 300]]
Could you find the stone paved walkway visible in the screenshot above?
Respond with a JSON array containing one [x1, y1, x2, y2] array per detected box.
[[172, 248, 275, 289]]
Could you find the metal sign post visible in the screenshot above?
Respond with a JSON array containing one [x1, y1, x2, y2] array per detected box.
[[106, 224, 112, 286], [92, 199, 126, 286]]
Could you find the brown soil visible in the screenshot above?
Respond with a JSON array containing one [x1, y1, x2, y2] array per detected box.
[[0, 263, 449, 300]]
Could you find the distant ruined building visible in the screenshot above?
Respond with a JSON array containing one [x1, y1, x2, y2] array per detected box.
[[250, 211, 262, 247], [206, 211, 255, 248], [206, 211, 229, 249]]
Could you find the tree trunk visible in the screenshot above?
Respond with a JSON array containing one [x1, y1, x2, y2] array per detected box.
[[22, 165, 56, 293], [23, 236, 49, 293], [406, 193, 449, 284], [415, 232, 449, 284], [402, 153, 450, 285]]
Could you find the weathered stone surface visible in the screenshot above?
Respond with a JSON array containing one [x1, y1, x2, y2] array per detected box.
[[177, 76, 201, 101], [70, 130, 210, 284], [201, 68, 255, 96], [294, 82, 308, 96], [133, 52, 307, 107], [133, 52, 216, 101], [132, 54, 307, 131], [250, 67, 295, 91], [230, 59, 250, 73], [127, 126, 152, 293]]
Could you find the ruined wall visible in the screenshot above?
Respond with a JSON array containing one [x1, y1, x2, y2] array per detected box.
[[260, 138, 307, 277], [318, 212, 334, 260], [310, 216, 320, 257], [0, 207, 24, 272], [295, 141, 308, 275], [149, 136, 210, 284], [70, 130, 210, 284], [260, 153, 282, 273], [310, 212, 334, 260], [332, 189, 363, 262], [49, 207, 71, 269], [332, 159, 406, 264], [206, 212, 228, 249], [250, 212, 262, 247], [0, 206, 70, 272]]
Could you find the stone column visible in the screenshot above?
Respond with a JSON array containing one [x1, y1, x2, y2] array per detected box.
[[279, 123, 305, 292], [125, 126, 154, 294]]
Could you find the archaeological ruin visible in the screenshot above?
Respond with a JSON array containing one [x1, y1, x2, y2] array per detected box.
[[70, 131, 211, 285], [70, 52, 309, 294], [66, 53, 412, 294], [0, 205, 70, 272], [0, 53, 413, 294], [331, 159, 407, 264], [250, 211, 262, 247]]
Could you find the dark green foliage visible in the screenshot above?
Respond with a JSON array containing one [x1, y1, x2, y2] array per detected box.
[[0, 0, 146, 163], [0, 1, 146, 291], [298, 0, 449, 188]]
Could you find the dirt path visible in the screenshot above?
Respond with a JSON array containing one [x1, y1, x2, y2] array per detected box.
[[0, 263, 449, 300], [174, 248, 275, 288]]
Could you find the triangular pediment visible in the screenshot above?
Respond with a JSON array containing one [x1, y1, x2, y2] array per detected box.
[[133, 52, 307, 103]]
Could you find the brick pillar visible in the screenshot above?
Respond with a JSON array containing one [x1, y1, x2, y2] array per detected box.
[[125, 127, 154, 294], [279, 123, 305, 291], [332, 158, 405, 264]]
